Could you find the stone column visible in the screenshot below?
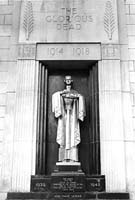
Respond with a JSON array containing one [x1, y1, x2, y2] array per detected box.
[[11, 56, 38, 191], [99, 44, 126, 192]]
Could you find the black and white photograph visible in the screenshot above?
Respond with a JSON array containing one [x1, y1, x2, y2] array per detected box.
[[0, 0, 134, 200]]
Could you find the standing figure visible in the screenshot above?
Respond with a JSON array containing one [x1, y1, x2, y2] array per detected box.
[[52, 76, 86, 162]]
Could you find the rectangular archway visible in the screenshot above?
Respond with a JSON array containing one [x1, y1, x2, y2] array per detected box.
[[36, 60, 100, 175]]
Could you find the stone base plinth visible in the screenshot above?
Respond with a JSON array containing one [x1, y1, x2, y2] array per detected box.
[[7, 192, 130, 200], [7, 164, 129, 200], [55, 162, 82, 172], [30, 173, 105, 193], [51, 172, 86, 193]]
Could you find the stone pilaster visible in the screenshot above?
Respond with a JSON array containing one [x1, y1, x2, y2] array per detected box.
[[99, 45, 126, 192], [11, 60, 38, 192]]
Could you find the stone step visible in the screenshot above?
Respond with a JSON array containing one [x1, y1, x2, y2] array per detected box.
[[7, 192, 130, 200]]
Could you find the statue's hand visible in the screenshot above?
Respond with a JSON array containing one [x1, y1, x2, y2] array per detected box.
[[60, 90, 68, 95], [62, 92, 79, 99]]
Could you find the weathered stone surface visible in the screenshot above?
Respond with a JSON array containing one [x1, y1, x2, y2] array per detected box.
[[0, 5, 13, 14], [0, 25, 11, 36], [37, 43, 101, 61], [11, 60, 38, 192], [0, 0, 135, 199], [5, 14, 12, 25], [100, 141, 126, 192], [18, 44, 36, 60], [19, 0, 118, 43], [51, 173, 85, 193], [0, 15, 4, 24], [127, 25, 135, 36], [6, 191, 129, 199], [86, 176, 105, 192], [101, 44, 120, 60], [31, 174, 105, 193], [31, 176, 51, 192], [129, 49, 135, 60], [0, 36, 10, 48], [126, 15, 135, 25], [130, 5, 135, 14]]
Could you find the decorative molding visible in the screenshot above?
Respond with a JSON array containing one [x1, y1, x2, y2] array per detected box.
[[19, 0, 118, 43], [102, 44, 120, 60], [23, 1, 34, 41], [104, 1, 116, 40], [40, 0, 45, 12], [18, 44, 36, 59]]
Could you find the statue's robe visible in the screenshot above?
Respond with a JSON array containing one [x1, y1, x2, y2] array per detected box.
[[52, 91, 86, 162]]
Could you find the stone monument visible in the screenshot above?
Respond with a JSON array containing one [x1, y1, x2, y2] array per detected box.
[[30, 76, 105, 199], [52, 76, 86, 163]]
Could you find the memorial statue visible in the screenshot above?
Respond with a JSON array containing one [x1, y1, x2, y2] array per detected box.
[[52, 76, 86, 163]]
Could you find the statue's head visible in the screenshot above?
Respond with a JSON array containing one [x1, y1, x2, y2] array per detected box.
[[64, 76, 73, 86]]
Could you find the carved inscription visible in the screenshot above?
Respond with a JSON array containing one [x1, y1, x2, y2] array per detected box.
[[86, 176, 105, 192], [19, 0, 118, 43], [47, 47, 90, 57], [102, 44, 120, 59], [52, 176, 85, 193], [18, 44, 36, 59], [45, 7, 93, 31], [36, 44, 101, 61], [35, 182, 46, 188], [32, 182, 47, 192], [31, 177, 51, 192], [88, 179, 101, 190], [53, 194, 83, 199], [53, 177, 83, 192]]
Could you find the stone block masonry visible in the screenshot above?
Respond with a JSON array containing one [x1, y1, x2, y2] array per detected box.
[[0, 1, 8, 5], [0, 0, 134, 200], [125, 0, 135, 133], [124, 1, 135, 200], [0, 1, 18, 200]]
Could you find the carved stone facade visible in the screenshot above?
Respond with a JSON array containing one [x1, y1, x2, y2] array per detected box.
[[19, 0, 118, 43], [0, 0, 134, 200], [104, 1, 116, 40]]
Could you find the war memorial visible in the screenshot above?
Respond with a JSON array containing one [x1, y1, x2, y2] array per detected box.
[[0, 0, 135, 200]]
